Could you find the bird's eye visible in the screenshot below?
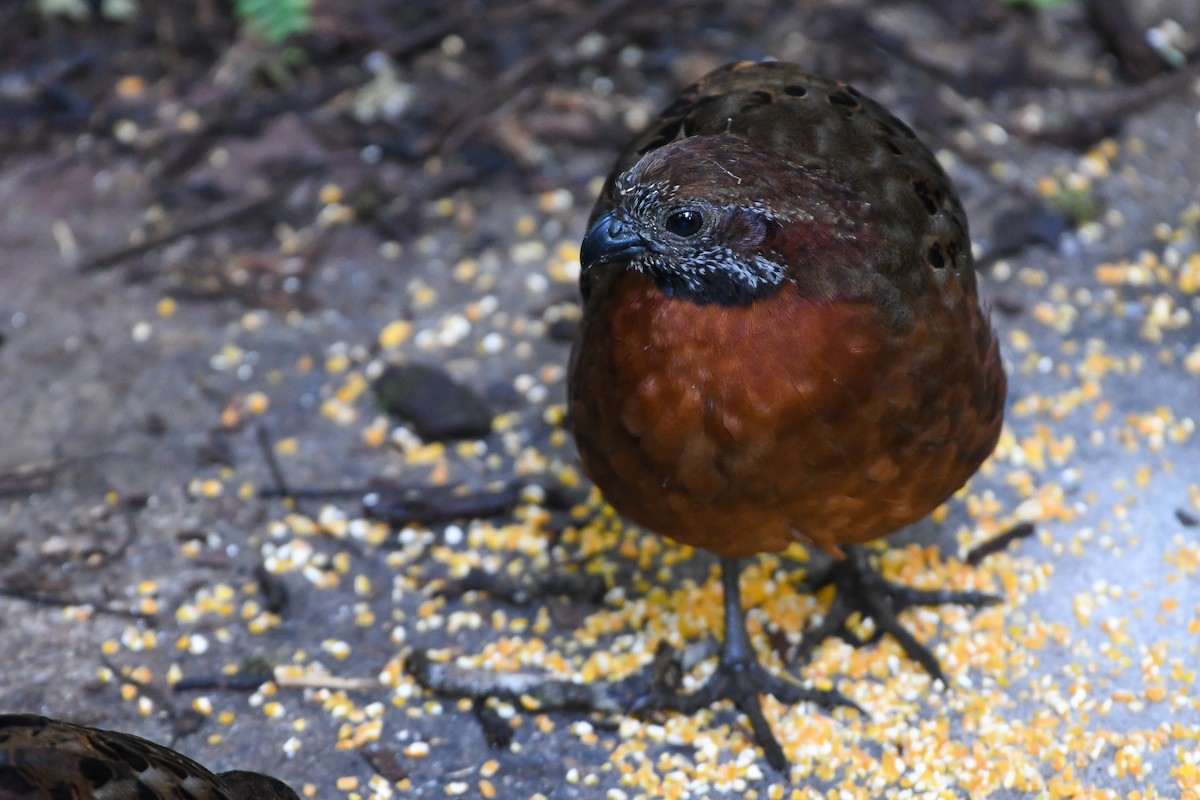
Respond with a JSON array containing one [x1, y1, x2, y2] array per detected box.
[[664, 209, 704, 237]]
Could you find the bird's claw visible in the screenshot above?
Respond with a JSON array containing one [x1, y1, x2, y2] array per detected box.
[[613, 646, 860, 773], [794, 545, 1000, 683]]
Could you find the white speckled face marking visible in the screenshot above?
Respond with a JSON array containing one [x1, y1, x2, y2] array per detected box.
[[597, 147, 794, 306]]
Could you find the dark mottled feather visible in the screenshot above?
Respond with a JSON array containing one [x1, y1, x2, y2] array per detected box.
[[0, 715, 298, 800]]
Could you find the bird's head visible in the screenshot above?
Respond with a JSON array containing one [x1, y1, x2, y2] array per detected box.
[[580, 134, 874, 306]]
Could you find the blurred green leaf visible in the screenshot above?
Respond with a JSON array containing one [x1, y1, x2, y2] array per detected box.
[[1002, 0, 1073, 8], [235, 0, 311, 44], [1048, 185, 1101, 226]]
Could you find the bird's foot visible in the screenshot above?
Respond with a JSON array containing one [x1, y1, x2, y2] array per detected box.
[[415, 558, 865, 773], [792, 545, 1000, 684], [615, 640, 861, 772]]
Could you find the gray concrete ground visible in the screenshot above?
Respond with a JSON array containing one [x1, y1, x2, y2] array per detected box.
[[2, 2, 1199, 798]]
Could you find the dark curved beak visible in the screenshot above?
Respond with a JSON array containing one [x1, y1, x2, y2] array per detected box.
[[580, 212, 646, 270]]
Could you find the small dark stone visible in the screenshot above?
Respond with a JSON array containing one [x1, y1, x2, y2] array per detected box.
[[197, 434, 234, 467], [361, 745, 410, 783], [485, 378, 522, 407], [365, 483, 520, 527], [122, 494, 150, 511], [254, 563, 290, 614], [990, 293, 1026, 317], [989, 203, 1071, 258], [171, 709, 205, 739], [472, 700, 515, 749], [547, 317, 579, 343], [373, 363, 492, 440]]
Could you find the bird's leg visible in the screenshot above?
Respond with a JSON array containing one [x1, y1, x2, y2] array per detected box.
[[413, 557, 860, 772], [793, 545, 1000, 684], [637, 557, 860, 772]]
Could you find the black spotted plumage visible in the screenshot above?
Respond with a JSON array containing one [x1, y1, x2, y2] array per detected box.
[[0, 715, 298, 800], [567, 61, 1007, 771]]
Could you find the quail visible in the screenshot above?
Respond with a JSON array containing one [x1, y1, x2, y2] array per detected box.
[[569, 60, 1006, 769]]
